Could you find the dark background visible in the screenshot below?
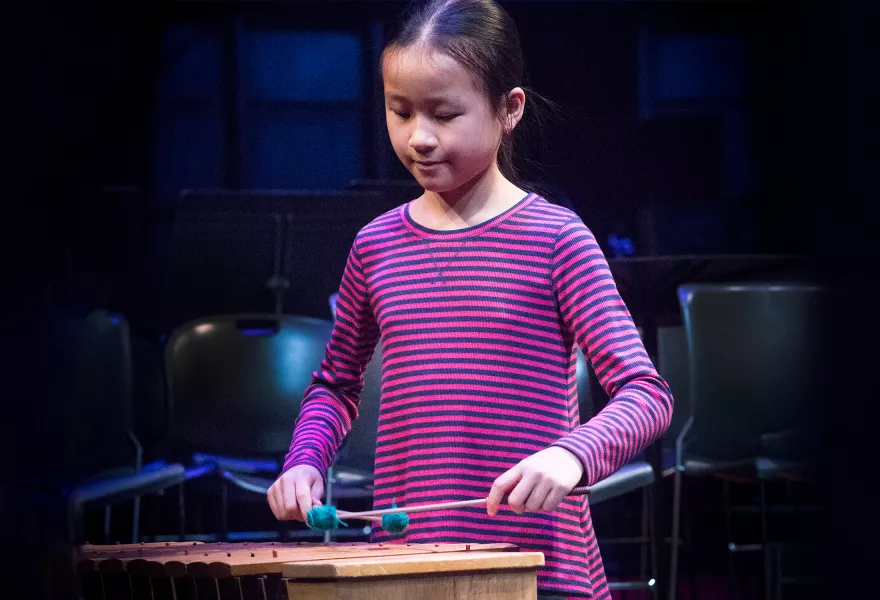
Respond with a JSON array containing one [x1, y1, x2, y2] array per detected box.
[[8, 0, 835, 324], [1, 0, 875, 598]]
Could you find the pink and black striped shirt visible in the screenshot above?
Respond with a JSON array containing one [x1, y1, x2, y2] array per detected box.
[[284, 194, 673, 598]]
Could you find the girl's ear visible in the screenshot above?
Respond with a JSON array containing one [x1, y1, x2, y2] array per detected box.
[[504, 87, 526, 134]]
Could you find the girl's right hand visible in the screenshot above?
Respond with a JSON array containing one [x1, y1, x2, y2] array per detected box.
[[267, 464, 325, 522]]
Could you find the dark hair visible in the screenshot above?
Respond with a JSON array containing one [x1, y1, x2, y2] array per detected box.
[[383, 0, 541, 184]]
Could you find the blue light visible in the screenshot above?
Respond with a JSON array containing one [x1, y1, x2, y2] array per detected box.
[[239, 328, 277, 337], [608, 233, 636, 257]]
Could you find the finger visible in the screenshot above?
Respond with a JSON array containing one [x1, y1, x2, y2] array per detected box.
[[507, 475, 538, 514], [540, 487, 568, 513], [267, 484, 280, 519], [311, 478, 325, 506], [487, 466, 521, 516], [281, 478, 299, 520], [524, 480, 552, 513], [271, 481, 287, 520], [295, 478, 314, 523]]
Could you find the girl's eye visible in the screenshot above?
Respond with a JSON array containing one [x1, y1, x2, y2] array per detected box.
[[436, 114, 460, 122], [393, 111, 411, 120]]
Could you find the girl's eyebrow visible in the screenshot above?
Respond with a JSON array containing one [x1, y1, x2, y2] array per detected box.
[[385, 92, 409, 102], [385, 92, 464, 107]]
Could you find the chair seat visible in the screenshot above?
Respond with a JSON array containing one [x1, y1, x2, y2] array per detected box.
[[637, 446, 756, 478], [633, 446, 676, 473], [589, 461, 655, 505], [756, 457, 814, 482], [71, 463, 186, 509], [220, 471, 274, 495], [760, 430, 819, 462], [330, 465, 374, 487], [757, 429, 818, 481], [221, 471, 374, 499], [680, 455, 756, 478], [192, 452, 279, 474]]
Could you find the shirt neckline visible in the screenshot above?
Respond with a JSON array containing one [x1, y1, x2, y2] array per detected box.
[[400, 193, 537, 239]]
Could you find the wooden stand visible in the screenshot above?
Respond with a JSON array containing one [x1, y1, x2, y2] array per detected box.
[[284, 550, 544, 600]]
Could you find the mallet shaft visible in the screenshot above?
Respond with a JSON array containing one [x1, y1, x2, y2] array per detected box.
[[336, 485, 591, 520]]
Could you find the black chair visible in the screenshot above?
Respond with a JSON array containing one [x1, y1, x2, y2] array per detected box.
[[669, 283, 824, 599], [755, 316, 824, 600], [756, 429, 824, 600], [60, 311, 186, 544], [164, 313, 373, 540], [575, 347, 658, 595], [164, 314, 329, 458]]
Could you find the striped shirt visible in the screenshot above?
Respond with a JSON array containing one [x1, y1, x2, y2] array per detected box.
[[283, 194, 673, 598]]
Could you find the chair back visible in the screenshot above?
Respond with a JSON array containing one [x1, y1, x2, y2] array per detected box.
[[574, 347, 594, 423], [60, 311, 136, 479], [164, 314, 332, 456], [678, 283, 824, 460], [657, 325, 691, 445]]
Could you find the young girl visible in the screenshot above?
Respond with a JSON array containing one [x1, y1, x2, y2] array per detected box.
[[268, 1, 673, 598]]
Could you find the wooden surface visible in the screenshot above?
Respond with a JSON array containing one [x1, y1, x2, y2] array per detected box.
[[284, 549, 543, 600], [282, 550, 544, 578], [287, 569, 539, 600]]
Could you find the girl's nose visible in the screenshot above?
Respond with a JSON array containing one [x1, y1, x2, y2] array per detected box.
[[409, 117, 437, 154]]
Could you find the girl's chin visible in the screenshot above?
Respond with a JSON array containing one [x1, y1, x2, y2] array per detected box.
[[411, 172, 453, 192]]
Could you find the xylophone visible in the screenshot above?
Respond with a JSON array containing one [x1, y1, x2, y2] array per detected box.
[[77, 541, 545, 600]]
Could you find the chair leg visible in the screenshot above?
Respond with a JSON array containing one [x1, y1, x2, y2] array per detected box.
[[668, 468, 684, 600], [760, 481, 772, 600], [103, 505, 112, 544], [69, 497, 84, 546], [647, 485, 659, 599], [195, 494, 203, 535], [324, 466, 335, 544], [278, 519, 291, 542], [132, 495, 141, 543], [178, 483, 186, 541], [220, 479, 229, 541], [149, 493, 160, 542], [640, 487, 649, 581], [723, 480, 735, 599], [774, 545, 783, 600], [683, 482, 697, 600]]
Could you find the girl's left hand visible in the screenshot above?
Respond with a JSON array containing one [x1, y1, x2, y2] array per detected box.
[[486, 446, 585, 516]]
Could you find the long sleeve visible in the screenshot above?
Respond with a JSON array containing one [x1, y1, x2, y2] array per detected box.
[[550, 218, 674, 486], [282, 239, 380, 478]]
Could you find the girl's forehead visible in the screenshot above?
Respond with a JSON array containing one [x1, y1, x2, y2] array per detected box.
[[382, 47, 482, 100]]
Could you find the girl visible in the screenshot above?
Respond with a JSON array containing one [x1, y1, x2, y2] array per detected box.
[[268, 1, 673, 598]]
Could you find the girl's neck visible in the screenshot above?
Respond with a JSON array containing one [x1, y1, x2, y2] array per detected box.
[[413, 165, 526, 231]]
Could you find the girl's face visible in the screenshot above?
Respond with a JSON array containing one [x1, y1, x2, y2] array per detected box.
[[382, 47, 504, 195]]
